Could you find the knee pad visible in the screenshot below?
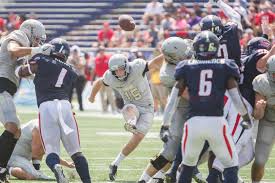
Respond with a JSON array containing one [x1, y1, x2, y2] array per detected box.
[[161, 139, 179, 161], [122, 104, 140, 122], [71, 152, 83, 161], [150, 155, 170, 171]]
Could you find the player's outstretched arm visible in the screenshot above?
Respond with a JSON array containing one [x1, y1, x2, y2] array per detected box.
[[148, 54, 164, 71], [256, 45, 275, 72], [253, 93, 267, 120], [7, 41, 53, 60], [162, 79, 186, 127], [215, 0, 242, 31], [89, 78, 103, 103], [227, 77, 251, 128]]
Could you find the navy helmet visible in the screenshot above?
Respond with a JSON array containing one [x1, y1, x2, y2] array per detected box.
[[49, 38, 70, 62], [193, 30, 220, 60], [200, 15, 223, 36], [246, 37, 271, 55]]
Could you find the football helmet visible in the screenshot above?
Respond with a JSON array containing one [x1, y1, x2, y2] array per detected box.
[[108, 54, 129, 81], [19, 19, 46, 47], [266, 55, 275, 82], [49, 38, 70, 62], [193, 30, 219, 60], [200, 15, 223, 36], [161, 37, 194, 64], [246, 37, 271, 55]]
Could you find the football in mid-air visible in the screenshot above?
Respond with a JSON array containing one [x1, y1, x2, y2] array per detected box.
[[118, 14, 135, 31]]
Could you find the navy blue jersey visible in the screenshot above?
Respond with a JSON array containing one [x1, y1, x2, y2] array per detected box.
[[239, 49, 267, 107], [218, 23, 241, 66], [32, 54, 78, 106], [175, 59, 240, 118]]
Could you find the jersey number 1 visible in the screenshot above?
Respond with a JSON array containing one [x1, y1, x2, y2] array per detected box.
[[55, 68, 67, 87], [198, 69, 213, 96]]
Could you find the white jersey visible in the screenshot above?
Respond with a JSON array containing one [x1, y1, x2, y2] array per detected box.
[[159, 62, 188, 108], [0, 30, 30, 87], [103, 59, 154, 111], [253, 73, 275, 123], [12, 119, 38, 160]]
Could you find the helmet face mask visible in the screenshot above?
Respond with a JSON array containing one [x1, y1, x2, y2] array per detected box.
[[193, 31, 219, 60], [19, 19, 46, 47], [49, 38, 70, 62], [108, 54, 129, 81]]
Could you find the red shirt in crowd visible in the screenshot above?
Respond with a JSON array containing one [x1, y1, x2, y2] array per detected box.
[[0, 18, 5, 32], [254, 11, 275, 25], [97, 29, 114, 42], [94, 54, 111, 77]]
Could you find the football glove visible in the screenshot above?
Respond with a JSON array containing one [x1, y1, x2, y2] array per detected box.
[[160, 125, 169, 143]]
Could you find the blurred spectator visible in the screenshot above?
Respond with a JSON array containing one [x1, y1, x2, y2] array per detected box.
[[172, 13, 189, 31], [143, 0, 164, 25], [254, 2, 275, 25], [97, 22, 114, 47], [0, 17, 7, 36], [128, 48, 145, 61], [84, 52, 94, 82], [149, 44, 167, 114], [177, 4, 190, 17], [240, 28, 254, 51], [94, 46, 116, 113], [193, 3, 203, 17], [145, 21, 159, 47], [161, 13, 175, 31], [111, 27, 126, 47], [188, 11, 202, 28], [68, 45, 87, 111], [163, 0, 177, 16]]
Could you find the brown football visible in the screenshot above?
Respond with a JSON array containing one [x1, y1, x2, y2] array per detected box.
[[118, 14, 135, 31]]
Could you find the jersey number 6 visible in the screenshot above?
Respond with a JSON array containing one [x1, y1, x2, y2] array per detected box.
[[198, 69, 213, 96]]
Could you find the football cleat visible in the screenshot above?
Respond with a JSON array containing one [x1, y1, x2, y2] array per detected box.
[[124, 122, 137, 134], [165, 172, 177, 183], [109, 164, 118, 181], [149, 178, 164, 183], [193, 172, 207, 183], [53, 164, 68, 183], [0, 168, 9, 183]]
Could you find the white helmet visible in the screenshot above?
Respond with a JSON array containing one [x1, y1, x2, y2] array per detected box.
[[108, 54, 130, 81], [266, 55, 275, 82], [161, 37, 193, 64], [19, 19, 46, 46]]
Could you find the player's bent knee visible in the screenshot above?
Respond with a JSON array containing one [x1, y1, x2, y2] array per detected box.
[[150, 155, 170, 171], [4, 122, 20, 136], [71, 152, 83, 160], [10, 167, 35, 180], [122, 104, 140, 122]]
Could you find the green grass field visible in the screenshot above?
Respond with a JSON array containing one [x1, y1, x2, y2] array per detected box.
[[1, 108, 275, 183]]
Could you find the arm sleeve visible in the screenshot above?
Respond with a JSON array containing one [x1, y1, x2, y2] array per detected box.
[[217, 0, 243, 31], [162, 86, 180, 126]]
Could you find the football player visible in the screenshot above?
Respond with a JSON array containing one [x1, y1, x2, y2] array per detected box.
[[251, 55, 275, 183], [170, 31, 252, 183], [138, 37, 198, 183], [16, 38, 91, 183], [0, 19, 52, 182], [89, 53, 163, 181], [7, 119, 74, 180]]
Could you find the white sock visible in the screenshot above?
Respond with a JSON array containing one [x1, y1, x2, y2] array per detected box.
[[153, 170, 165, 179], [111, 152, 126, 166], [139, 172, 151, 182]]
